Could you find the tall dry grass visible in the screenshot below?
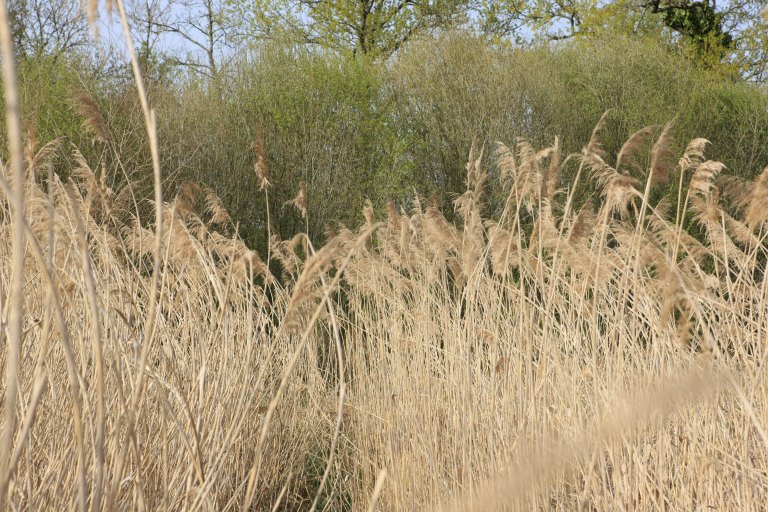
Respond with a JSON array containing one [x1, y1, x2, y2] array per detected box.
[[2, 5, 768, 511], [1, 110, 768, 510]]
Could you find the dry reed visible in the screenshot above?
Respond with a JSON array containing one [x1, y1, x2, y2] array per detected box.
[[0, 6, 767, 510]]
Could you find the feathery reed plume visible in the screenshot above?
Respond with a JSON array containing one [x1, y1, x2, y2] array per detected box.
[[658, 264, 698, 347], [544, 137, 562, 201], [424, 204, 460, 258], [496, 142, 517, 188], [255, 124, 270, 191], [616, 125, 658, 172], [454, 145, 487, 279], [568, 198, 596, 245], [245, 249, 272, 281], [505, 138, 545, 208], [174, 180, 205, 221], [585, 110, 611, 159], [174, 192, 195, 221], [674, 137, 711, 229], [253, 123, 275, 265], [679, 138, 710, 172], [724, 212, 760, 250], [589, 157, 641, 219], [204, 187, 231, 226], [363, 199, 376, 229], [649, 121, 675, 186], [73, 90, 109, 143], [26, 136, 62, 180], [745, 167, 768, 230], [689, 161, 726, 199], [286, 179, 308, 219], [678, 138, 710, 178], [486, 221, 516, 275], [271, 234, 303, 278], [179, 179, 203, 200], [715, 175, 751, 212]]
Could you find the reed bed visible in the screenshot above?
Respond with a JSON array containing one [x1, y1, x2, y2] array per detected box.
[[0, 105, 767, 510]]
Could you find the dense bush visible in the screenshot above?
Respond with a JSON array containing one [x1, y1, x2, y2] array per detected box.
[[11, 32, 768, 253], [144, 48, 406, 250], [382, 33, 768, 214]]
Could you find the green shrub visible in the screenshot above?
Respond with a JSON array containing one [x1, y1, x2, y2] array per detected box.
[[18, 33, 766, 256], [391, 32, 768, 214], [149, 46, 408, 251]]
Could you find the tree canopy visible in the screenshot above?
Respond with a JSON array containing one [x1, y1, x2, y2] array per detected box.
[[229, 0, 471, 56], [479, 0, 768, 78], [10, 0, 768, 81]]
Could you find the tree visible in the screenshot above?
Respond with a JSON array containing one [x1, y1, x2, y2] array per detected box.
[[8, 0, 90, 59], [479, 0, 581, 41], [128, 0, 175, 78], [130, 0, 239, 77], [645, 0, 733, 64], [232, 0, 471, 57], [480, 0, 768, 80]]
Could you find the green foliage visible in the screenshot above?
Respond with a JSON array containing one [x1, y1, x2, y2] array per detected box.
[[479, 0, 768, 79], [684, 81, 768, 176], [230, 0, 470, 57], [234, 48, 408, 240], [387, 33, 768, 218], [647, 0, 734, 69], [11, 32, 768, 261], [16, 56, 90, 146], [149, 46, 408, 250], [388, 33, 531, 211], [0, 55, 106, 176]]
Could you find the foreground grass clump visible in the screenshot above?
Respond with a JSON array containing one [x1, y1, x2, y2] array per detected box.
[[1, 117, 768, 510]]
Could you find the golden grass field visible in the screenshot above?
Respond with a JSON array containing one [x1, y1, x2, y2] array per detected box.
[[1, 4, 768, 511]]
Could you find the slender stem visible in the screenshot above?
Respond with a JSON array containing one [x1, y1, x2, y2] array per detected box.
[[65, 188, 107, 512], [265, 188, 272, 264], [0, 0, 26, 506], [114, 0, 165, 437]]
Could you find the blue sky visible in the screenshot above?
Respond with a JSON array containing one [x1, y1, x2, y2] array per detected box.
[[94, 1, 215, 68]]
